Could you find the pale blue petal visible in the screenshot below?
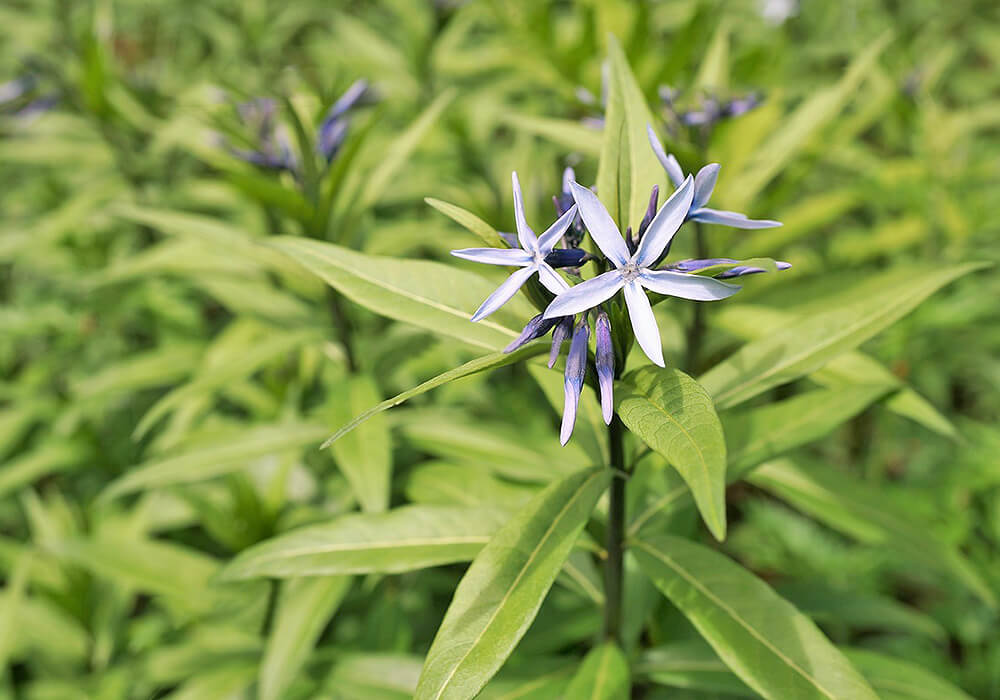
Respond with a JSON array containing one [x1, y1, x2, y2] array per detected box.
[[635, 175, 694, 268], [511, 171, 538, 250], [692, 163, 720, 210], [560, 321, 590, 445], [536, 204, 578, 254], [536, 262, 569, 294], [639, 269, 742, 301], [647, 124, 685, 187], [569, 181, 630, 267], [543, 270, 625, 319], [624, 280, 664, 367], [689, 207, 782, 229], [470, 266, 536, 322], [451, 248, 532, 266]]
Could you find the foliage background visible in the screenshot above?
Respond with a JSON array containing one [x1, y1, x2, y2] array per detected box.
[[1, 0, 999, 698]]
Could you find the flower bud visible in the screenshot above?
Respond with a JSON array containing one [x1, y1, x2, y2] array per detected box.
[[548, 316, 573, 368], [560, 320, 590, 445], [504, 313, 559, 353], [595, 311, 614, 424]]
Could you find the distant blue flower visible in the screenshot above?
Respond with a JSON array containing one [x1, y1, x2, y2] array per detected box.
[[647, 125, 781, 230], [594, 311, 615, 424], [317, 79, 369, 163], [452, 172, 578, 322], [560, 319, 590, 445], [668, 258, 791, 279], [0, 76, 34, 107], [544, 177, 740, 367]]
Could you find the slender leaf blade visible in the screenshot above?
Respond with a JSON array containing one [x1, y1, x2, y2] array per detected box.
[[563, 643, 630, 700]]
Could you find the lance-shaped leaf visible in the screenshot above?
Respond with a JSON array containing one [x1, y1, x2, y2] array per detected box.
[[597, 36, 667, 231], [843, 648, 974, 700], [322, 342, 548, 448], [271, 237, 527, 351], [616, 366, 728, 540], [635, 640, 755, 696], [414, 467, 609, 700], [563, 643, 631, 700], [221, 506, 509, 580], [425, 197, 506, 249], [748, 459, 997, 608], [632, 534, 878, 700], [327, 374, 391, 512], [700, 263, 990, 409], [259, 576, 352, 700]]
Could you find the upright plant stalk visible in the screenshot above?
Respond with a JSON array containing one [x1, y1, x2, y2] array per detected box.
[[685, 221, 708, 372], [603, 414, 627, 642]]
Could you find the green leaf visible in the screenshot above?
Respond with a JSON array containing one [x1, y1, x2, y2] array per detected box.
[[724, 383, 892, 479], [425, 197, 506, 248], [321, 342, 548, 449], [0, 554, 31, 675], [328, 375, 392, 512], [0, 442, 84, 500], [636, 640, 755, 697], [748, 459, 997, 607], [414, 467, 610, 700], [616, 366, 728, 540], [271, 237, 526, 351], [597, 35, 666, 231], [259, 576, 352, 700], [700, 263, 990, 409], [405, 461, 538, 509], [502, 113, 603, 156], [326, 653, 423, 700], [842, 648, 974, 700], [355, 89, 456, 210], [220, 505, 509, 580], [632, 534, 878, 700], [102, 422, 330, 500], [563, 643, 630, 700]]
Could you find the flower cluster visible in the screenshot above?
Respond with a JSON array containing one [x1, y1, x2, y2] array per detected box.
[[226, 79, 371, 174], [453, 126, 789, 444]]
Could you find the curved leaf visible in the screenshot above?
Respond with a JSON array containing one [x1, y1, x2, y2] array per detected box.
[[221, 505, 509, 580], [414, 467, 610, 700], [327, 374, 391, 512], [632, 533, 878, 700], [843, 648, 974, 700], [616, 366, 728, 540]]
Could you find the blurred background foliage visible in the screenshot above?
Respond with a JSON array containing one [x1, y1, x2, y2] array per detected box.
[[1, 0, 999, 697]]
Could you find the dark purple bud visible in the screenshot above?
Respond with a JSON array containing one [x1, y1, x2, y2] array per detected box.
[[553, 193, 575, 217], [560, 320, 590, 445], [504, 314, 559, 353], [549, 316, 573, 368], [637, 185, 660, 238], [544, 248, 589, 268], [724, 93, 762, 118], [625, 226, 636, 255], [595, 312, 614, 424]]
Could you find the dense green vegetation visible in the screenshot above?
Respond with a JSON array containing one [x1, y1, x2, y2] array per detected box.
[[2, 1, 999, 698]]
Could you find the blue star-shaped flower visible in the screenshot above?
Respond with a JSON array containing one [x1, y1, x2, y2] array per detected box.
[[452, 172, 578, 322]]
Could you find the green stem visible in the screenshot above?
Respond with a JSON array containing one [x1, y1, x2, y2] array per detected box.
[[685, 221, 708, 373], [327, 288, 358, 373], [603, 414, 627, 642]]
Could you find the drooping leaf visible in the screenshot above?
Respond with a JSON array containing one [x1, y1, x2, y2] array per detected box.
[[563, 643, 630, 700], [414, 467, 609, 700], [700, 263, 990, 408], [221, 505, 509, 580], [425, 197, 506, 248], [259, 576, 352, 700], [632, 534, 878, 700], [616, 366, 728, 540], [748, 459, 996, 607], [842, 648, 974, 700]]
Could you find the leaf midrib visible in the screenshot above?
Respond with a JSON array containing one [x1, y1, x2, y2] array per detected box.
[[633, 539, 841, 700]]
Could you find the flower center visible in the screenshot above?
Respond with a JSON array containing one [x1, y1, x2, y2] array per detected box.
[[620, 262, 641, 281]]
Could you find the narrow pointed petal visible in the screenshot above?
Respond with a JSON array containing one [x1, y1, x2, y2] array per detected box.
[[595, 312, 615, 424], [504, 313, 559, 353], [549, 316, 573, 368], [692, 163, 720, 210], [451, 247, 533, 266], [624, 280, 664, 367], [536, 262, 569, 294], [470, 266, 536, 322], [543, 270, 625, 319], [668, 258, 739, 273], [689, 207, 782, 229], [560, 321, 590, 445], [569, 181, 630, 267], [327, 79, 369, 119], [716, 260, 792, 278], [536, 204, 579, 254], [639, 269, 742, 301], [511, 171, 538, 250], [647, 124, 685, 187], [635, 175, 695, 268]]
